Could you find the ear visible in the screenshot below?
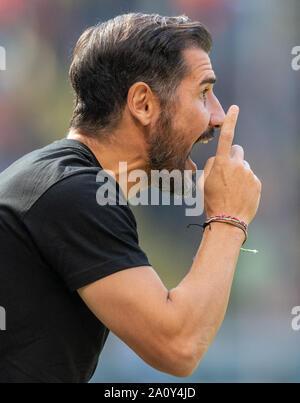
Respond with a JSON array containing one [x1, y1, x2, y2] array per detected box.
[[127, 82, 158, 126]]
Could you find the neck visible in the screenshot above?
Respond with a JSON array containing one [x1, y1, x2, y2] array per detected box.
[[67, 127, 149, 199]]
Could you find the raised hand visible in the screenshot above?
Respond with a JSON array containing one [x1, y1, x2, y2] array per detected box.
[[201, 105, 261, 225]]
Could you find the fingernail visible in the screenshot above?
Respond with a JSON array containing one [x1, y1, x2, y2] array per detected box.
[[230, 105, 239, 113]]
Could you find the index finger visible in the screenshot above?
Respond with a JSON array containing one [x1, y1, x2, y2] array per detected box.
[[216, 105, 239, 159]]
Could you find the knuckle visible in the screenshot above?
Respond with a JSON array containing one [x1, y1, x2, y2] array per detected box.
[[250, 173, 261, 188], [255, 176, 262, 189], [232, 144, 244, 152], [232, 159, 243, 169], [243, 160, 250, 169], [215, 156, 227, 167]]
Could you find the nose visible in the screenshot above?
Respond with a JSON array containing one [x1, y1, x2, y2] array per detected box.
[[209, 94, 225, 129]]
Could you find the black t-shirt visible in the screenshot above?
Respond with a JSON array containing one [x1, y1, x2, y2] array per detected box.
[[0, 139, 150, 383]]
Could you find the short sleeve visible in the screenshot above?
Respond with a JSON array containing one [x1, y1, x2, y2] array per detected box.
[[24, 172, 151, 291]]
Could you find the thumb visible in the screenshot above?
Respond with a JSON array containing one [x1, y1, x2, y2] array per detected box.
[[198, 157, 215, 193], [204, 157, 215, 180]]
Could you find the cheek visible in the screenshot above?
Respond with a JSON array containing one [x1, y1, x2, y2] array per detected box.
[[178, 99, 210, 136], [194, 100, 210, 128]]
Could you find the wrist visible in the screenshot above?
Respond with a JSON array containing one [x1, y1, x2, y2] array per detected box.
[[204, 221, 245, 245]]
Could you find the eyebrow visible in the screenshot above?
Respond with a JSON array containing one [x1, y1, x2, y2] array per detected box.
[[199, 77, 216, 86]]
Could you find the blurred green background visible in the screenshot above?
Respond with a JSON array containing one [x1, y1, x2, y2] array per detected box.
[[0, 0, 299, 382]]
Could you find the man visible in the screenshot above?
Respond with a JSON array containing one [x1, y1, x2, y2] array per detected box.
[[0, 13, 261, 383]]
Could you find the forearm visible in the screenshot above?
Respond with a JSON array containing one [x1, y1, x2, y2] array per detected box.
[[167, 222, 244, 367]]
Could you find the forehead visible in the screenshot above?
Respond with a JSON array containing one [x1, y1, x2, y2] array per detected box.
[[181, 47, 215, 84]]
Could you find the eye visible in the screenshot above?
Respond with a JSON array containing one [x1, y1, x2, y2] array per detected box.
[[201, 88, 209, 105], [200, 88, 209, 104]]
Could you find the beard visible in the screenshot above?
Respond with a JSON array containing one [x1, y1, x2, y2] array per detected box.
[[145, 106, 214, 196]]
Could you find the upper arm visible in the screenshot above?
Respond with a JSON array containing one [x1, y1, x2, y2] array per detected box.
[[77, 265, 181, 373], [25, 172, 189, 374], [24, 172, 150, 291]]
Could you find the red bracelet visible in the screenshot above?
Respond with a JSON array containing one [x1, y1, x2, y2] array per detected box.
[[205, 215, 248, 231], [187, 216, 259, 253]]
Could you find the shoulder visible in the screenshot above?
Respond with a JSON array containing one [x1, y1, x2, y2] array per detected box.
[[23, 171, 148, 291], [0, 139, 106, 218], [26, 170, 137, 232]]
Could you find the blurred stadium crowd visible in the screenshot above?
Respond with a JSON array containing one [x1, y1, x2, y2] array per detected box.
[[0, 0, 299, 382]]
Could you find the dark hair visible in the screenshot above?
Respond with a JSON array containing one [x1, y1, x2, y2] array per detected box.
[[69, 13, 212, 136]]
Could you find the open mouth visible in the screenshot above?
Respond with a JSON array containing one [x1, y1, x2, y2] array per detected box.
[[194, 127, 215, 144], [185, 128, 216, 172]]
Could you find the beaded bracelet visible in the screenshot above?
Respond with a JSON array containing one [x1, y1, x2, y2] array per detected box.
[[205, 215, 248, 231], [187, 215, 258, 254], [203, 219, 248, 244]]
